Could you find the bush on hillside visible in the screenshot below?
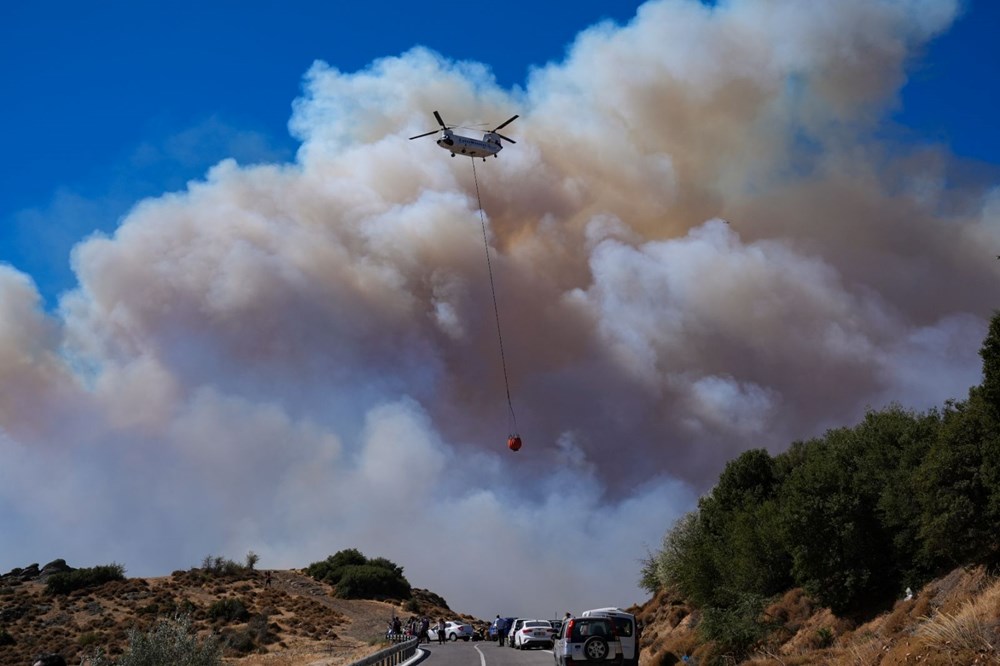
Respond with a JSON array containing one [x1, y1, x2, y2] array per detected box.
[[336, 564, 412, 600], [83, 615, 221, 666], [200, 552, 259, 578], [306, 549, 412, 600], [208, 598, 250, 623], [698, 593, 770, 660], [45, 563, 125, 595]]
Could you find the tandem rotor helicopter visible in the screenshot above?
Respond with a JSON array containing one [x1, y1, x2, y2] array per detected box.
[[409, 110, 519, 160]]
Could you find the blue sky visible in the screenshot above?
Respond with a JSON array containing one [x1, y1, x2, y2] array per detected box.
[[2, 0, 998, 306]]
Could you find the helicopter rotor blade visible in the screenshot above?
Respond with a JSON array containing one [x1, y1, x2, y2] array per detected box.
[[433, 110, 448, 129], [494, 132, 516, 144], [492, 114, 519, 132], [409, 130, 440, 140]]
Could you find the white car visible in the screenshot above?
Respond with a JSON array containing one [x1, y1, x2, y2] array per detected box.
[[507, 618, 527, 647], [428, 620, 474, 641], [553, 616, 623, 666], [581, 608, 637, 666], [514, 619, 555, 649]]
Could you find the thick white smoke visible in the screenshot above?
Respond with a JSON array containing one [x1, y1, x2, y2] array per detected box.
[[1, 0, 997, 619]]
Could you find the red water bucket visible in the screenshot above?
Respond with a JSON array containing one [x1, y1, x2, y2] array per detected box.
[[507, 435, 522, 452]]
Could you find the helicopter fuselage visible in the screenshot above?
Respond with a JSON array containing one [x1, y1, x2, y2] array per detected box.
[[436, 130, 503, 158]]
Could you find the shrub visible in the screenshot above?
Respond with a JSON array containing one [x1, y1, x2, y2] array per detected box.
[[46, 563, 126, 595], [244, 551, 259, 572], [335, 564, 411, 600], [248, 612, 275, 645], [305, 548, 367, 585], [698, 593, 769, 660], [83, 615, 221, 666], [200, 555, 246, 577], [208, 598, 250, 623], [221, 628, 256, 655], [306, 549, 412, 600], [0, 627, 15, 646], [814, 626, 834, 648]]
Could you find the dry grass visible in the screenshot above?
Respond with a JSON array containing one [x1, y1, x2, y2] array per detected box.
[[631, 567, 1000, 666], [842, 634, 885, 666], [914, 575, 1000, 654]]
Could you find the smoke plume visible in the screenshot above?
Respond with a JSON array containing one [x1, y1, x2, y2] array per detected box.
[[1, 0, 996, 618]]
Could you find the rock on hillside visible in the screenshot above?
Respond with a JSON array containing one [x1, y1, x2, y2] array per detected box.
[[0, 562, 478, 666], [631, 565, 1000, 665]]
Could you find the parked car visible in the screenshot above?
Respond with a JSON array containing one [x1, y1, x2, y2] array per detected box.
[[444, 621, 474, 642], [514, 619, 555, 649], [490, 617, 516, 643], [553, 616, 623, 666], [581, 608, 637, 666], [507, 618, 527, 647], [428, 621, 475, 641]]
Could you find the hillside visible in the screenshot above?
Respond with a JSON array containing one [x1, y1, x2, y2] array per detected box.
[[0, 562, 477, 665], [631, 564, 1000, 665]]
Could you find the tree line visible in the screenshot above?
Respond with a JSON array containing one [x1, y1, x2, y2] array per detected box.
[[641, 312, 1000, 648]]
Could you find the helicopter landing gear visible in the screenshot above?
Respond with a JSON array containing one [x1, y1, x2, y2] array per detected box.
[[450, 153, 455, 157]]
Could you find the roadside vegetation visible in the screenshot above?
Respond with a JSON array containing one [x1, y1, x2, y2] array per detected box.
[[641, 310, 1000, 661]]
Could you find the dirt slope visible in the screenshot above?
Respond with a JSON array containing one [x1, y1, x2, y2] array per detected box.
[[631, 565, 1000, 665], [0, 567, 474, 666]]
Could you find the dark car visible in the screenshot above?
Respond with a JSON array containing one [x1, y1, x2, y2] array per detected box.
[[489, 617, 516, 642]]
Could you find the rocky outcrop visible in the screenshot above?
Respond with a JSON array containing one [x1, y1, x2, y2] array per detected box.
[[1, 560, 74, 585]]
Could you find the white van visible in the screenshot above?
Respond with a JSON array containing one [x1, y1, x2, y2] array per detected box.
[[581, 608, 637, 666]]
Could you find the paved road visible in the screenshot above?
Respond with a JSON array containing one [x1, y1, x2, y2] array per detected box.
[[415, 640, 553, 666]]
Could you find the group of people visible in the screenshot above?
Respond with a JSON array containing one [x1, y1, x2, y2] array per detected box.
[[388, 615, 449, 645]]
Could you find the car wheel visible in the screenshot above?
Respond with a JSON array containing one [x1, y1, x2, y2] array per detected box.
[[583, 637, 609, 661], [449, 633, 457, 641]]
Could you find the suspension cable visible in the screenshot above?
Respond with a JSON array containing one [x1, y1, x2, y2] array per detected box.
[[471, 158, 518, 434]]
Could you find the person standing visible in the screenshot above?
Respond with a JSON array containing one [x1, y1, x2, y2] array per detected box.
[[420, 616, 430, 644], [437, 618, 446, 645]]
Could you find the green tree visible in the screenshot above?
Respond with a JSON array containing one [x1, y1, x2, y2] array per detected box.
[[305, 548, 367, 585], [654, 512, 718, 606], [916, 397, 997, 567], [977, 311, 1000, 416], [696, 450, 792, 605], [778, 429, 895, 614], [305, 550, 412, 600], [335, 564, 412, 600]]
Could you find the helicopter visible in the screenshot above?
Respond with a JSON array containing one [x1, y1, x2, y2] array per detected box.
[[409, 110, 519, 160]]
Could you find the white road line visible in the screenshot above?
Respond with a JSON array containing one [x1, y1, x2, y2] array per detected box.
[[474, 644, 488, 666]]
